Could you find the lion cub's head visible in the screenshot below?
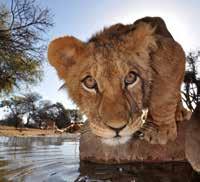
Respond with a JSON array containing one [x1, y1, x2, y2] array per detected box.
[[48, 22, 157, 145]]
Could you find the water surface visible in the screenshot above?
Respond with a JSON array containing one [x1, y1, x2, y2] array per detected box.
[[0, 136, 79, 182], [0, 136, 200, 182]]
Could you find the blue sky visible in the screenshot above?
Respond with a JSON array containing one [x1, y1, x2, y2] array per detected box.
[[2, 0, 200, 111]]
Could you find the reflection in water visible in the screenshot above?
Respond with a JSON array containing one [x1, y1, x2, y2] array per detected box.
[[0, 136, 80, 182], [77, 161, 200, 182], [0, 136, 200, 182]]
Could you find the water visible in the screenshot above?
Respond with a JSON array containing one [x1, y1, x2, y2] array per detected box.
[[0, 136, 80, 182], [0, 136, 200, 182]]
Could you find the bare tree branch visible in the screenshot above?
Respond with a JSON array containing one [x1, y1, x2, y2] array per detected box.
[[183, 51, 200, 111], [0, 0, 53, 94]]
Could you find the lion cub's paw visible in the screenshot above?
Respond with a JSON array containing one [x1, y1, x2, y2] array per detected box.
[[176, 107, 192, 122], [142, 122, 177, 145]]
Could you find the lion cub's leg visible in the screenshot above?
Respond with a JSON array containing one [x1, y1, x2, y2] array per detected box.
[[142, 93, 180, 144], [142, 38, 186, 145], [143, 99, 191, 145]]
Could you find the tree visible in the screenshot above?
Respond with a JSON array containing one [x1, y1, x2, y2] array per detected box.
[[69, 109, 83, 123], [23, 92, 42, 126], [0, 92, 42, 127], [31, 102, 71, 129], [0, 92, 82, 129], [182, 51, 200, 111], [0, 0, 53, 94], [0, 95, 29, 127]]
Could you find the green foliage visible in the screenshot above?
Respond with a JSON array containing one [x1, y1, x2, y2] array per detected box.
[[0, 0, 53, 95], [32, 102, 72, 129], [69, 109, 83, 122], [1, 96, 27, 116], [0, 92, 83, 129]]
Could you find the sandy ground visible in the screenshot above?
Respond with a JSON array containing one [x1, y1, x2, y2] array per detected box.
[[0, 125, 75, 137]]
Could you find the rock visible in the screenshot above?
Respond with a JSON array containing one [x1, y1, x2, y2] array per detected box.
[[80, 121, 187, 164]]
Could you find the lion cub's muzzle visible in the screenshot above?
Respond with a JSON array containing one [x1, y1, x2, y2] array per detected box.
[[89, 109, 148, 145]]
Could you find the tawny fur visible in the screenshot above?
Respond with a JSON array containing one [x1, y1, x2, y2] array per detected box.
[[48, 17, 190, 145], [185, 104, 200, 172]]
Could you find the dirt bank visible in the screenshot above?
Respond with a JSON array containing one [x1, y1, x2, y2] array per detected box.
[[0, 125, 79, 137]]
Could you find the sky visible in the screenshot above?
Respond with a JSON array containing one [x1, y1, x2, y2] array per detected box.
[[1, 0, 200, 111]]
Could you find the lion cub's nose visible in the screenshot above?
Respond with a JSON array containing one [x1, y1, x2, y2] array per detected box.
[[108, 124, 126, 132], [105, 120, 127, 129], [106, 122, 127, 134]]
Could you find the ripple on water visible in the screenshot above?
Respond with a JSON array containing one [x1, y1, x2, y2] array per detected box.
[[0, 136, 80, 182]]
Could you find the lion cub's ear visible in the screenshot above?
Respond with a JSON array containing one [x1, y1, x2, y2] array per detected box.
[[48, 36, 86, 79]]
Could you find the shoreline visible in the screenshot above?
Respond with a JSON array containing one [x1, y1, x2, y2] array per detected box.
[[0, 125, 80, 138]]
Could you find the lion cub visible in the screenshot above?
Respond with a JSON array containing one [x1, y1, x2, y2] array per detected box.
[[186, 104, 200, 172], [48, 17, 190, 145]]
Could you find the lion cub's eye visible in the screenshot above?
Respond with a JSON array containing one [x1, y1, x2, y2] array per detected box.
[[124, 72, 138, 86], [81, 76, 97, 90]]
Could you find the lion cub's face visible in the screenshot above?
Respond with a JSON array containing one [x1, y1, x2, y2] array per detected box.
[[48, 23, 156, 145], [78, 50, 151, 145]]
